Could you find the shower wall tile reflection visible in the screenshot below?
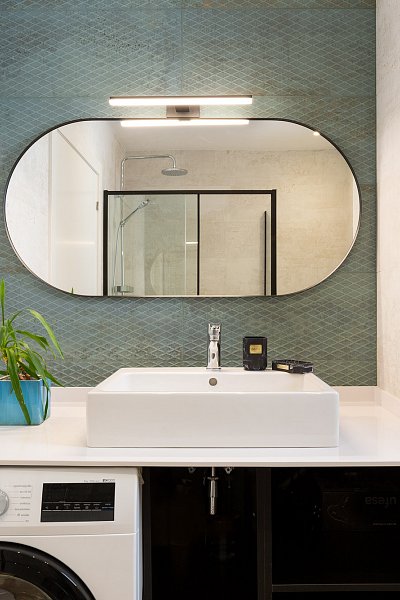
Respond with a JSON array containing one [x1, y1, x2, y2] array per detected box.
[[123, 147, 356, 296], [141, 194, 196, 296], [199, 194, 267, 296], [109, 194, 198, 296]]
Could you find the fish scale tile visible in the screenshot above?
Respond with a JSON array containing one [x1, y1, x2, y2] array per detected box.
[[0, 1, 376, 387], [0, 1, 376, 9], [182, 9, 374, 98], [0, 10, 183, 97], [0, 1, 375, 9]]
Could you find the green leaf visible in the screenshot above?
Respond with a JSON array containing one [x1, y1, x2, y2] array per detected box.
[[5, 347, 31, 425], [17, 362, 37, 379], [8, 311, 22, 325], [28, 310, 64, 358], [0, 279, 4, 326], [43, 386, 50, 420], [15, 330, 49, 351], [25, 350, 47, 380], [41, 368, 63, 388], [0, 324, 6, 348], [0, 280, 64, 409], [24, 349, 63, 387]]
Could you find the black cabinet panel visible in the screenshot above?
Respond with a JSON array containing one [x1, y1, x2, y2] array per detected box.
[[275, 593, 400, 599], [144, 466, 400, 599], [146, 467, 257, 600], [272, 468, 400, 585]]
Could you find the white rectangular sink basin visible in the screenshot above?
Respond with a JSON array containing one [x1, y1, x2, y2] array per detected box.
[[86, 367, 339, 448]]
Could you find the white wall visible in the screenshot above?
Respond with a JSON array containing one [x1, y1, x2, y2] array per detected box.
[[60, 121, 122, 192], [5, 135, 50, 282], [377, 0, 400, 396], [6, 121, 124, 296], [58, 121, 124, 294], [50, 130, 100, 295]]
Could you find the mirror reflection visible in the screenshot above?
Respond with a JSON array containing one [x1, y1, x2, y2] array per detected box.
[[107, 191, 274, 296], [5, 119, 360, 297]]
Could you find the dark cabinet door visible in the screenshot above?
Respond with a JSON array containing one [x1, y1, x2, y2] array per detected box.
[[272, 468, 400, 587], [144, 466, 400, 600], [144, 467, 258, 600]]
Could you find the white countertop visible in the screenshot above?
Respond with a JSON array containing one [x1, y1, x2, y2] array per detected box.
[[1, 387, 400, 467]]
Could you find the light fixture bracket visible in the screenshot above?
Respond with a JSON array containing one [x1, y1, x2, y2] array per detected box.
[[166, 105, 200, 119]]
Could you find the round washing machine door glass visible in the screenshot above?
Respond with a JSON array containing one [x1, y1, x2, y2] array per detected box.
[[0, 543, 95, 600], [0, 575, 52, 599]]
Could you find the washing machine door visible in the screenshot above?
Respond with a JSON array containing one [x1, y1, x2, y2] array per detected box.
[[0, 543, 95, 600]]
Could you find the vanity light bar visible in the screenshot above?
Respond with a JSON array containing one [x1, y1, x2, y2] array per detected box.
[[120, 119, 250, 127], [109, 95, 253, 107]]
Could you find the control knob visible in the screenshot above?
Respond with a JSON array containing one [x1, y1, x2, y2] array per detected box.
[[0, 490, 9, 516]]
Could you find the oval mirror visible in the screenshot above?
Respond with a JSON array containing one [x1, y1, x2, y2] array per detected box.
[[5, 119, 360, 297]]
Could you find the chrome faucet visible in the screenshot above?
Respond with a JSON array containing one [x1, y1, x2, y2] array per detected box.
[[207, 323, 221, 370]]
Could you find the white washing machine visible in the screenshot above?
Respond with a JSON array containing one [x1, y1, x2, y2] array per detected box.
[[0, 466, 141, 600]]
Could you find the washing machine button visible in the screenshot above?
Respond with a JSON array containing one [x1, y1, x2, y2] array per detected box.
[[0, 490, 9, 516]]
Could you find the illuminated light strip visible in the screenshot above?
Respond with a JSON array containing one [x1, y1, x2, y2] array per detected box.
[[120, 119, 250, 127], [109, 96, 252, 107]]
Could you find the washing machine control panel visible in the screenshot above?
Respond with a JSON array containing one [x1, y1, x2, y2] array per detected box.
[[41, 482, 115, 522], [0, 490, 9, 515], [0, 467, 139, 533], [0, 483, 33, 523]]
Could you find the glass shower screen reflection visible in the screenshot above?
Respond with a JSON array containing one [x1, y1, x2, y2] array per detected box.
[[106, 193, 198, 296], [105, 191, 273, 296]]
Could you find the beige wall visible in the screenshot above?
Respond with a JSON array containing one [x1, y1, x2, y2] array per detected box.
[[124, 147, 356, 295], [199, 193, 268, 296], [377, 0, 400, 396]]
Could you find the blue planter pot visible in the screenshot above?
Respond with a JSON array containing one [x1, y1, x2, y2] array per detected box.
[[0, 379, 50, 425]]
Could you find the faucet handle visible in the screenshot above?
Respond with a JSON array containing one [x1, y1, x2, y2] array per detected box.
[[208, 323, 221, 340]]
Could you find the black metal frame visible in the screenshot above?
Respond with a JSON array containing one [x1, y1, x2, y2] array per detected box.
[[102, 190, 109, 296], [103, 189, 277, 297], [3, 117, 361, 299], [196, 194, 200, 296], [270, 190, 277, 296]]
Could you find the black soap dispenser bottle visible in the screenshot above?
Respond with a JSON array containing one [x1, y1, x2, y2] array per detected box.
[[243, 336, 268, 371]]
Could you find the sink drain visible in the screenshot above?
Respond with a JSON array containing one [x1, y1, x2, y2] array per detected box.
[[208, 377, 218, 386]]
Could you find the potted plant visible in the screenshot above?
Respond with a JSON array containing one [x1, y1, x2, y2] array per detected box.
[[0, 279, 63, 425]]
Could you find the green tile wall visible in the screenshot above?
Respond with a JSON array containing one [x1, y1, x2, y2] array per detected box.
[[0, 0, 376, 386]]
